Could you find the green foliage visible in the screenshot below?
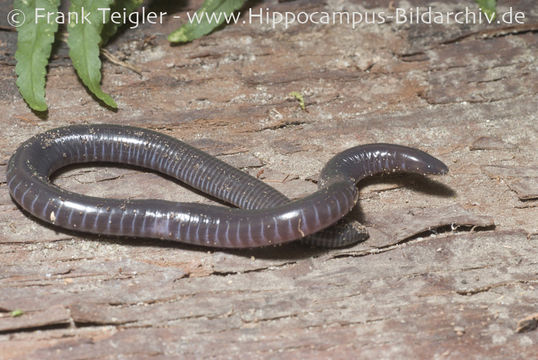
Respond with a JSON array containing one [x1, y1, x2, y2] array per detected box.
[[475, 0, 497, 19], [67, 0, 117, 108], [289, 91, 306, 111], [13, 0, 498, 111], [14, 0, 60, 111], [168, 0, 245, 43], [11, 309, 24, 317], [13, 0, 248, 110]]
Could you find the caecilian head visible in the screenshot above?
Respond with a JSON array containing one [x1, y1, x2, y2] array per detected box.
[[319, 143, 449, 187], [397, 146, 449, 175]]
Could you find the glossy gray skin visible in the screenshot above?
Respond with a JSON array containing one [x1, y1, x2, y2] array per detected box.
[[6, 125, 448, 248]]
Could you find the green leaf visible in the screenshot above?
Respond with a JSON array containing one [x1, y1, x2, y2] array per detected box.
[[475, 0, 496, 20], [289, 91, 306, 111], [101, 0, 143, 45], [168, 0, 245, 43], [14, 0, 61, 112], [11, 309, 24, 317], [68, 0, 117, 108]]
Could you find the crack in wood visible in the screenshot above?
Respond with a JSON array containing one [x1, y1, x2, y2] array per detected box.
[[260, 120, 307, 131], [0, 322, 70, 335], [329, 224, 496, 260], [441, 23, 538, 45], [211, 261, 298, 277], [456, 279, 537, 296], [73, 319, 138, 328], [241, 312, 299, 324]]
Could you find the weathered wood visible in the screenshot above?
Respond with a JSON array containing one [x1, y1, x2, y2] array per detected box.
[[0, 0, 536, 358]]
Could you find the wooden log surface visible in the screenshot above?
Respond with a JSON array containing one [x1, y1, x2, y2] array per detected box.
[[0, 0, 536, 358]]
